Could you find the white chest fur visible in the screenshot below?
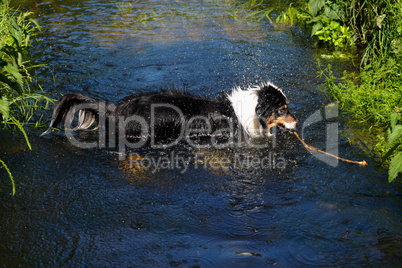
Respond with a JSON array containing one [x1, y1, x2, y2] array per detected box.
[[226, 86, 264, 137]]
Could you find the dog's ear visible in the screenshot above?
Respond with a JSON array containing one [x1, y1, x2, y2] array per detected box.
[[255, 84, 287, 118], [255, 101, 273, 118]]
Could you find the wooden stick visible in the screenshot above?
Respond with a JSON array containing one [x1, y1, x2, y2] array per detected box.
[[293, 131, 368, 166]]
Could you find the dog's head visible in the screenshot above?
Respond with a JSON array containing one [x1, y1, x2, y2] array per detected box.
[[255, 83, 298, 135]]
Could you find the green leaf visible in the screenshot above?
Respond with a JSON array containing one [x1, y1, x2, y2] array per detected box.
[[0, 72, 21, 94], [311, 22, 323, 36], [307, 16, 322, 24], [7, 18, 23, 48], [29, 18, 41, 32], [389, 152, 402, 182], [330, 20, 340, 29], [324, 5, 343, 21], [376, 14, 386, 29], [389, 125, 402, 145], [0, 96, 10, 120], [381, 142, 402, 164], [0, 158, 15, 195], [9, 116, 31, 150], [309, 0, 325, 17], [390, 112, 401, 129], [333, 3, 345, 21], [2, 62, 24, 91]]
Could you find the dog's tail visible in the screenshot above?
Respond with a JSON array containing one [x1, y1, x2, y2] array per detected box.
[[41, 93, 105, 136]]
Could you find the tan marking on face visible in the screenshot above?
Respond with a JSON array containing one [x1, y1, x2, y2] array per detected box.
[[266, 113, 275, 125], [266, 113, 298, 136], [280, 113, 297, 125]]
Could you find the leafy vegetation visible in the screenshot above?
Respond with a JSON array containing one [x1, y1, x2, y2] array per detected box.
[[311, 0, 402, 182], [1, 0, 53, 194], [307, 0, 355, 47], [382, 113, 402, 182], [258, 0, 402, 181], [330, 0, 400, 182], [271, 0, 355, 49], [317, 60, 401, 126], [115, 0, 274, 31], [223, 0, 273, 23]]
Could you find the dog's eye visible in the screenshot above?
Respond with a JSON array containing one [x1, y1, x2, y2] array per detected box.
[[279, 108, 286, 114]]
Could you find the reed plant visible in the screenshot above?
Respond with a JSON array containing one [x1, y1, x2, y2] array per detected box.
[[315, 0, 402, 181], [1, 0, 53, 194], [344, 0, 402, 66], [223, 0, 273, 23], [264, 0, 401, 181]]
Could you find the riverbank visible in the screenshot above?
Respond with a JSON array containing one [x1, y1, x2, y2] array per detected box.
[[274, 0, 402, 182], [0, 0, 52, 194], [317, 0, 402, 182]]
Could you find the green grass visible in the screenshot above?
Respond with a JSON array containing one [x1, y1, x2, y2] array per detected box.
[[314, 0, 402, 182], [259, 0, 402, 181], [1, 0, 53, 195], [318, 59, 401, 125]]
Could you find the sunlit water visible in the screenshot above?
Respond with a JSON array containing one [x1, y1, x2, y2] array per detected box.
[[1, 0, 401, 266]]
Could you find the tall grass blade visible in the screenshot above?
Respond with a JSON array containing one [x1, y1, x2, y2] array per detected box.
[[0, 158, 15, 195]]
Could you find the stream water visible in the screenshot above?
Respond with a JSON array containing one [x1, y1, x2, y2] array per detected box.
[[1, 0, 401, 266]]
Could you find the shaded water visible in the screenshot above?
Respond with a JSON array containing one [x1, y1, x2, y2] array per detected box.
[[1, 0, 401, 266]]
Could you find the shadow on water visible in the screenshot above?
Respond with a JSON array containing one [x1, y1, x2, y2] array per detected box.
[[1, 0, 401, 266]]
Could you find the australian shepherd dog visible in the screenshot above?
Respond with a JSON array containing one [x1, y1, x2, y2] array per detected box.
[[42, 82, 298, 148]]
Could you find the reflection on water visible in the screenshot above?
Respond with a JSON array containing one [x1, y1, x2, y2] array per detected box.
[[118, 144, 292, 184], [49, 0, 276, 48], [1, 0, 402, 266], [111, 0, 271, 44]]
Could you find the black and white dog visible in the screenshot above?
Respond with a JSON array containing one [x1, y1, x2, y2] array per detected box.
[[42, 82, 298, 147]]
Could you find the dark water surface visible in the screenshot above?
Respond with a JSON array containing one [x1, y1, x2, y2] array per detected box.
[[1, 0, 401, 266]]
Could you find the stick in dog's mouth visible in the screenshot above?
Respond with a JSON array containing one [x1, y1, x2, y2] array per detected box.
[[266, 120, 291, 136], [267, 123, 368, 166]]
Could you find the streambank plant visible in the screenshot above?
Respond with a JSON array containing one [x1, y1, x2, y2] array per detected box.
[[382, 113, 402, 182], [319, 0, 402, 182], [1, 0, 52, 195], [318, 57, 401, 182], [320, 3, 401, 182], [271, 0, 355, 49], [223, 0, 273, 23], [344, 0, 402, 66], [270, 0, 401, 181]]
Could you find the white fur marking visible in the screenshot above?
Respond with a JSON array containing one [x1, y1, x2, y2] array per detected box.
[[227, 84, 263, 137], [227, 82, 287, 137], [283, 121, 297, 130]]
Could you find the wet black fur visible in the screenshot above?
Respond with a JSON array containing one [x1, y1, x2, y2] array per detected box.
[[42, 84, 291, 145]]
